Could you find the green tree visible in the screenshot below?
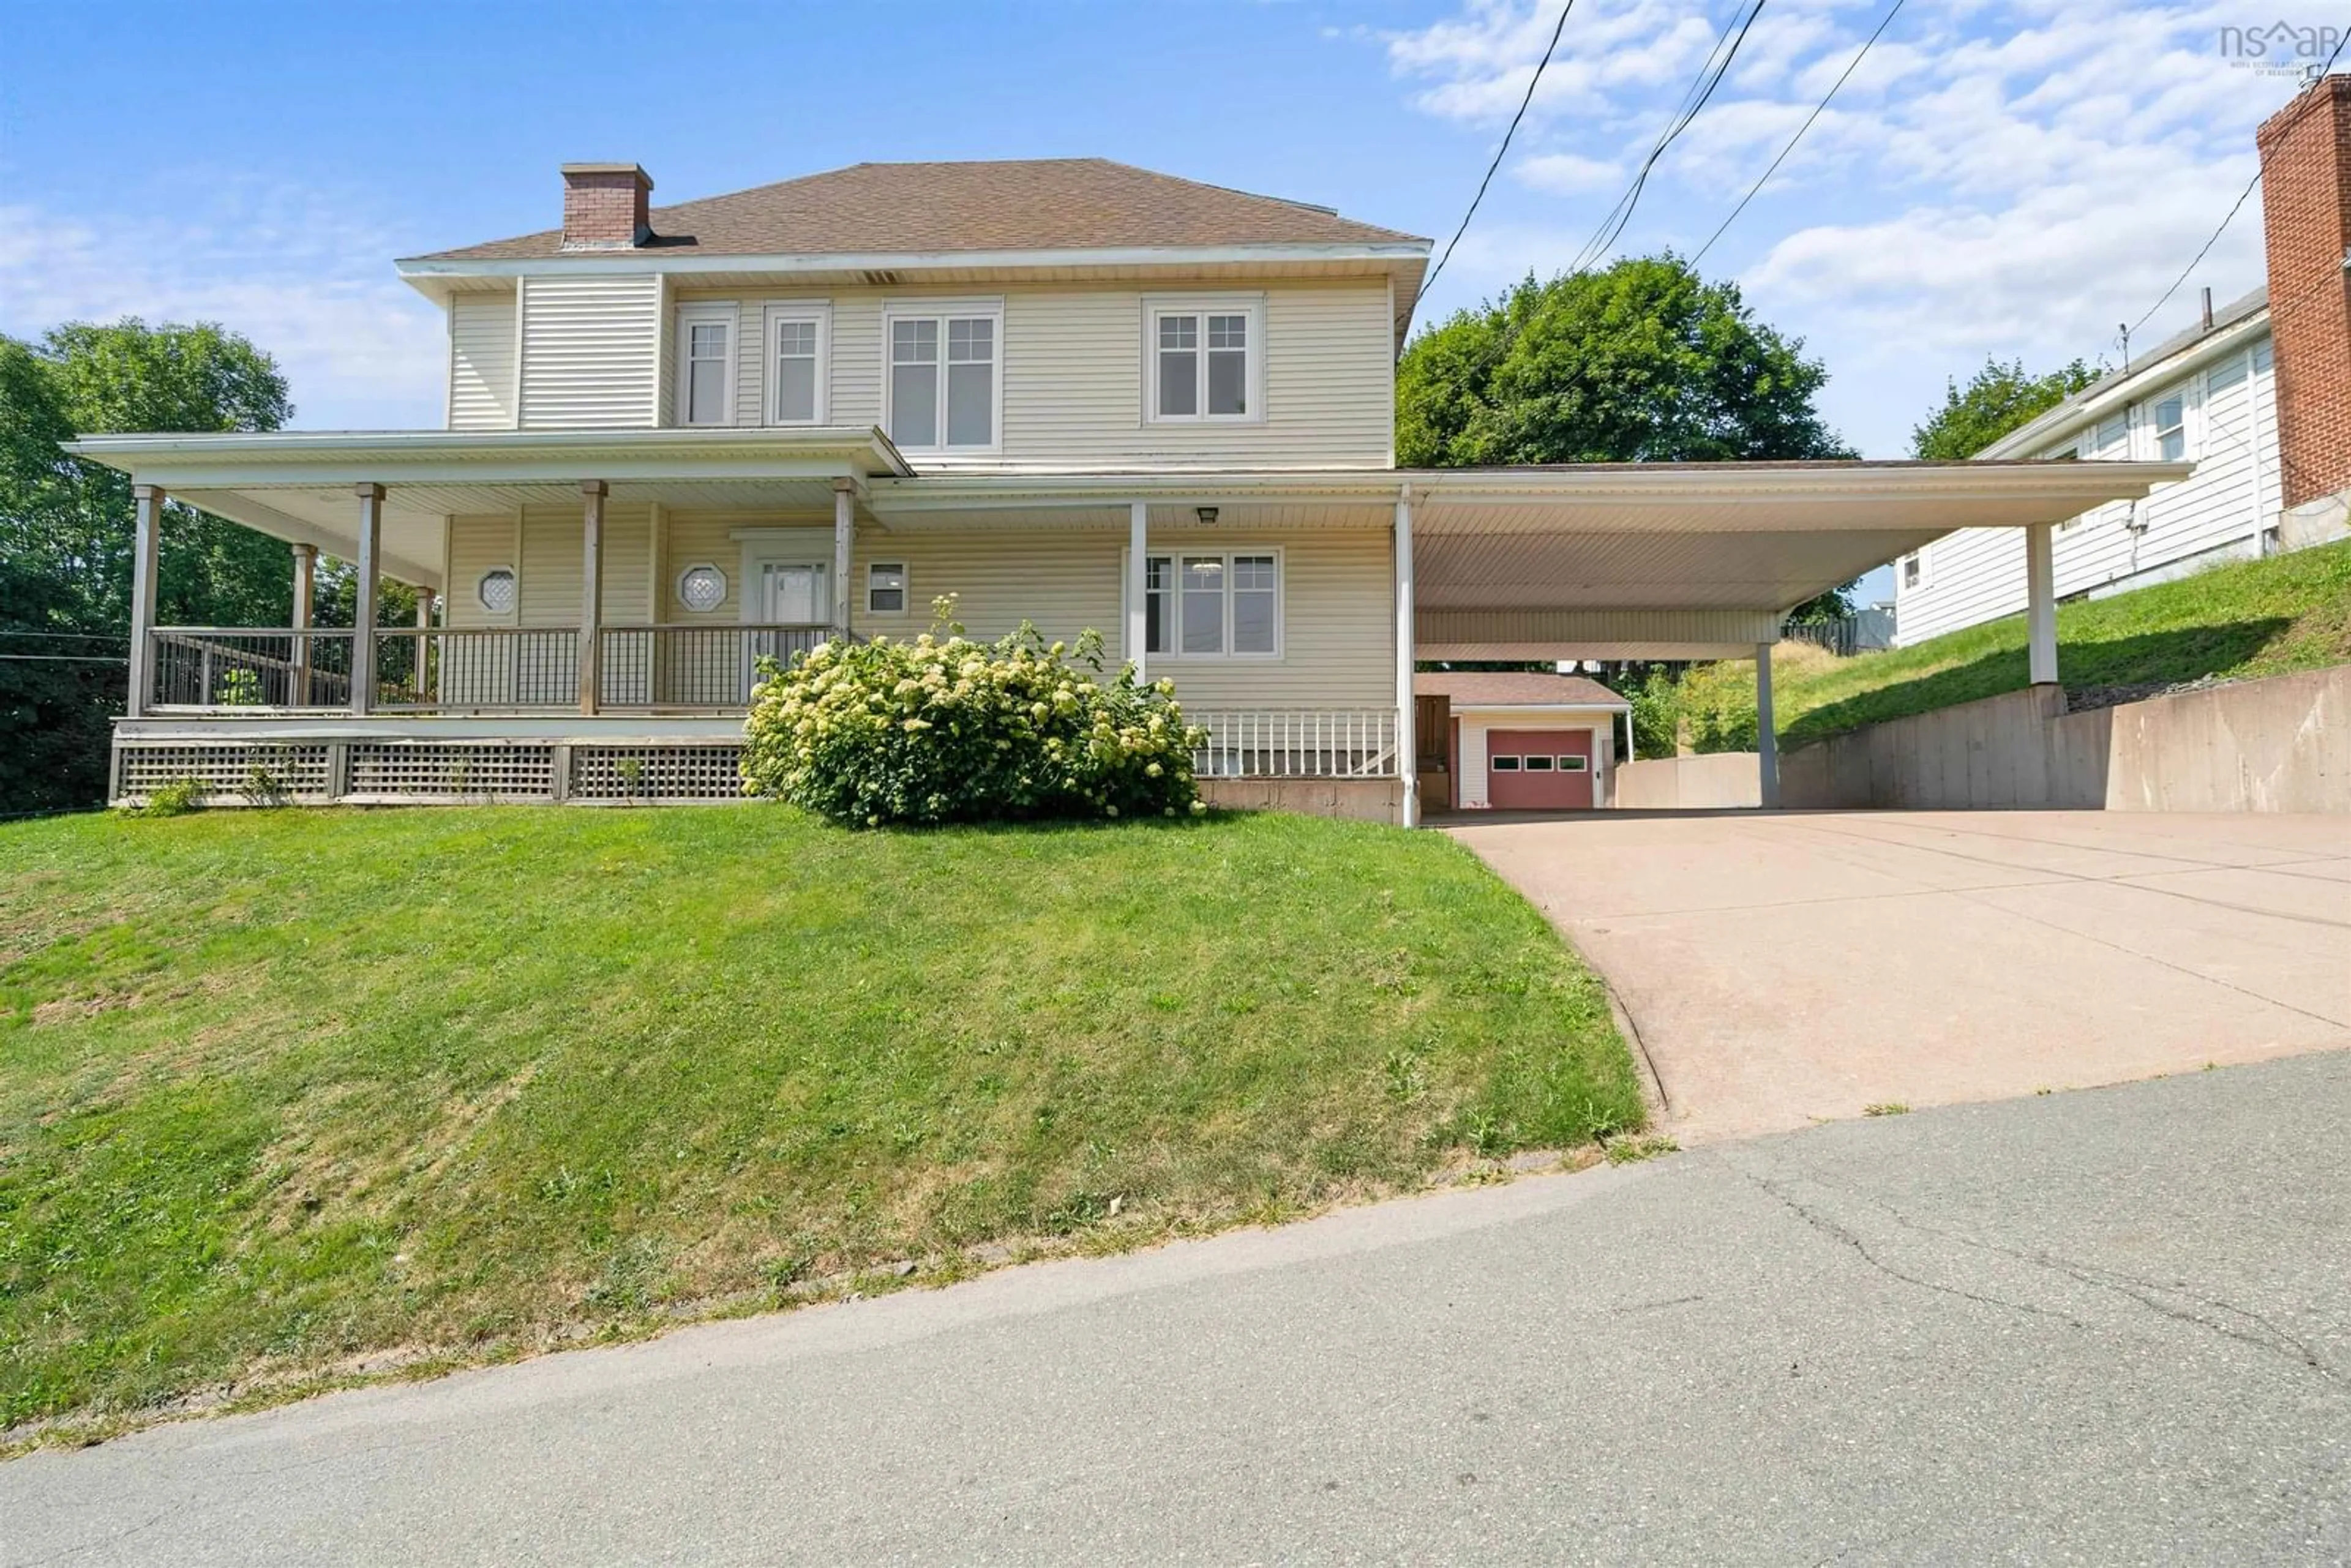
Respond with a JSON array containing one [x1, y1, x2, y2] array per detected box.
[[1912, 356, 2099, 461], [1398, 254, 1854, 467], [0, 320, 296, 812]]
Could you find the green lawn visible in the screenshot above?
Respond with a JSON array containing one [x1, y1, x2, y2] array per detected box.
[[1777, 538, 2351, 749], [0, 806, 1640, 1439]]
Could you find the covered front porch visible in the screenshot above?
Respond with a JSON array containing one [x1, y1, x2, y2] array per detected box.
[[70, 430, 2189, 819]]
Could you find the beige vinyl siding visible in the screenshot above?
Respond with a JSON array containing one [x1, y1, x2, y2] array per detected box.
[[444, 515, 520, 629], [849, 525, 1393, 709], [448, 294, 517, 430], [673, 277, 1393, 469], [1897, 339, 2279, 644], [519, 273, 662, 429]]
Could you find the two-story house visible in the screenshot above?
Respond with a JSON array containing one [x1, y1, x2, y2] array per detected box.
[[75, 157, 2180, 823], [1896, 75, 2351, 645]]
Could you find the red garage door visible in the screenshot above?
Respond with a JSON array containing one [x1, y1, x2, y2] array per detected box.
[[1487, 729, 1595, 809]]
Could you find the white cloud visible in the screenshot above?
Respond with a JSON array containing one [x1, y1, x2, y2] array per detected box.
[[0, 177, 444, 431], [1516, 151, 1624, 191], [1381, 0, 2309, 452]]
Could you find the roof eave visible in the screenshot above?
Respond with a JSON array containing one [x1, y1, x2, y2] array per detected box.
[[1980, 310, 2271, 459]]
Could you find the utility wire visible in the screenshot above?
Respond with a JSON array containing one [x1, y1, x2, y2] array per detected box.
[[2131, 31, 2349, 337], [1415, 0, 1581, 312], [1569, 0, 1771, 274], [1690, 0, 1906, 266]]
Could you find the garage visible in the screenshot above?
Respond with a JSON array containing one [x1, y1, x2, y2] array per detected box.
[[1487, 729, 1595, 809]]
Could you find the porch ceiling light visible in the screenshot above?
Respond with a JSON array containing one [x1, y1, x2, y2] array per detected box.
[[1196, 506, 1218, 525]]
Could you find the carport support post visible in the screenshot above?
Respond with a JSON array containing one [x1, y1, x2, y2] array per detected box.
[[1395, 487, 1417, 828], [578, 480, 606, 715], [2025, 520, 2059, 686], [351, 484, 383, 716], [1127, 500, 1148, 681], [126, 484, 163, 717], [1755, 641, 1779, 809]]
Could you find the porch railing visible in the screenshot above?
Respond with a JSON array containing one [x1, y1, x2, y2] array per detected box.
[[144, 624, 834, 713], [149, 628, 356, 710], [1187, 709, 1399, 779]]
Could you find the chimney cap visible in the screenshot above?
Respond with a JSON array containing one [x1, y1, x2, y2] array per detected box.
[[560, 162, 653, 189]]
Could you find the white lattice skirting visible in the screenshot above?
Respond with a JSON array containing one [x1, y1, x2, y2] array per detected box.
[[113, 740, 751, 806]]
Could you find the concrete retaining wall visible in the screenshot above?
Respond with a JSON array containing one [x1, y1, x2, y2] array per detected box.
[[1614, 752, 1763, 809], [1199, 776, 1405, 823], [1779, 665, 2347, 813]]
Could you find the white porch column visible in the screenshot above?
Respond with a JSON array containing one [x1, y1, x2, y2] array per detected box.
[[2025, 520, 2058, 686], [351, 484, 383, 716], [832, 479, 855, 637], [1127, 500, 1149, 680], [1395, 487, 1418, 828], [290, 542, 316, 707], [126, 484, 164, 717], [579, 480, 607, 715], [414, 586, 435, 702], [1755, 640, 1779, 809]]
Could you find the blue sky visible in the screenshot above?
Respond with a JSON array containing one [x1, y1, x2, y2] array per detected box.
[[1, 0, 2322, 473]]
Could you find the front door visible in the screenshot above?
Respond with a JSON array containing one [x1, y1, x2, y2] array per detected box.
[[1486, 728, 1595, 810], [759, 561, 829, 625]]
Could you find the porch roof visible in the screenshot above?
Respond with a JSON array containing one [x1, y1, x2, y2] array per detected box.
[[64, 430, 2186, 655]]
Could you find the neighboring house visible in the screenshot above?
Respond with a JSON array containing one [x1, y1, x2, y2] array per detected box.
[[1897, 77, 2351, 647], [76, 157, 2181, 823], [1415, 671, 1632, 812]]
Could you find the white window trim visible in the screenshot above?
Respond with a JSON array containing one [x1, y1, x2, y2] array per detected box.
[[762, 301, 831, 427], [866, 560, 910, 617], [2151, 387, 2191, 462], [476, 564, 518, 620], [1119, 544, 1285, 661], [674, 561, 728, 615], [674, 302, 737, 427], [1141, 293, 1267, 426], [879, 297, 1004, 454], [1900, 549, 1928, 593]]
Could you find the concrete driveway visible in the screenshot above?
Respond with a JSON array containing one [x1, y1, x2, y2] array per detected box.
[[1447, 810, 2351, 1141]]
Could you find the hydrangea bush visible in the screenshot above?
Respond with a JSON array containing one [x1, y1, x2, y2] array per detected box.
[[741, 601, 1208, 827]]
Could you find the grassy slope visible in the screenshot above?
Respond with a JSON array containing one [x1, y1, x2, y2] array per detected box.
[[1777, 539, 2351, 749], [0, 808, 1640, 1435]]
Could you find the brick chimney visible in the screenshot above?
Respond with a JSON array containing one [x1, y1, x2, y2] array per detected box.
[[2257, 75, 2351, 511], [560, 163, 653, 250]]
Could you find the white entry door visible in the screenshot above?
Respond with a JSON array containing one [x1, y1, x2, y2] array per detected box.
[[759, 561, 828, 624]]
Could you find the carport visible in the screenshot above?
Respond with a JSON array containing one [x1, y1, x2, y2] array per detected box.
[[1398, 459, 2189, 820]]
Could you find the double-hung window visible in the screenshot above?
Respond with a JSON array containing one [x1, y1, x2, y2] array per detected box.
[[765, 304, 828, 425], [1146, 296, 1262, 422], [885, 302, 999, 450], [676, 304, 735, 427], [2152, 394, 2188, 461], [1139, 549, 1280, 658]]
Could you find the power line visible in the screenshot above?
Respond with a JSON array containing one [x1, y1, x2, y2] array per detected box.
[[1415, 0, 1581, 313], [1569, 0, 1772, 275], [2131, 37, 2349, 337], [1690, 0, 1907, 266]]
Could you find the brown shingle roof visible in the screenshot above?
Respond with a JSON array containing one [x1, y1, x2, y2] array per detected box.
[[1415, 671, 1629, 707], [411, 159, 1427, 263]]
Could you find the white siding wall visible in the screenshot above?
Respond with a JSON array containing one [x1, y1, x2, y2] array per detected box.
[[518, 274, 662, 429], [1895, 338, 2280, 645], [673, 277, 1394, 468], [448, 293, 517, 430]]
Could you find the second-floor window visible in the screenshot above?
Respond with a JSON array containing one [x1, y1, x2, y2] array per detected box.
[[677, 306, 734, 426], [1146, 297, 1263, 423], [886, 304, 999, 450], [766, 305, 829, 426]]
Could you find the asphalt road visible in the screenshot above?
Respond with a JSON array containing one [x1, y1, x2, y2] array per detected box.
[[6, 1050, 2347, 1566]]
